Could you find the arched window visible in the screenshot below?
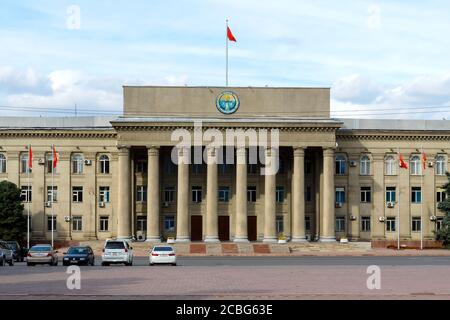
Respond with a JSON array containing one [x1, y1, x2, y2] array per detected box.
[[436, 155, 446, 176], [385, 155, 396, 175], [20, 153, 31, 173], [72, 154, 84, 174], [0, 154, 6, 173], [335, 155, 346, 175], [410, 155, 421, 175], [360, 155, 371, 175], [99, 155, 110, 174]]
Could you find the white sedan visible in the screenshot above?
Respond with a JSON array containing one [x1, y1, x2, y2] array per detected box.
[[149, 245, 177, 266]]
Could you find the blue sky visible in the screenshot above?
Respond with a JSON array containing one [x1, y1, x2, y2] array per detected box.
[[1, 0, 450, 118]]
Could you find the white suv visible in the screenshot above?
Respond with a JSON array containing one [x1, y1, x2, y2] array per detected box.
[[101, 239, 133, 266]]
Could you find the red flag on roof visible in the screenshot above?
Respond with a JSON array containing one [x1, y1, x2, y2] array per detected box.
[[422, 152, 427, 171], [52, 145, 58, 169], [227, 26, 236, 42], [28, 145, 33, 169], [399, 153, 408, 170]]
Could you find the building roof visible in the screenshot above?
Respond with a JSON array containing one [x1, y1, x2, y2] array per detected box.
[[0, 116, 116, 130]]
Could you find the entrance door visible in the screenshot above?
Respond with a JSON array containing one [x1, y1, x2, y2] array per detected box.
[[190, 215, 203, 241], [218, 216, 230, 241], [247, 216, 257, 241]]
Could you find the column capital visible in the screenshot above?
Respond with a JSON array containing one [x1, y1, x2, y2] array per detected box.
[[117, 145, 130, 154], [293, 147, 306, 157], [323, 147, 335, 157], [147, 146, 160, 157], [236, 147, 247, 157]]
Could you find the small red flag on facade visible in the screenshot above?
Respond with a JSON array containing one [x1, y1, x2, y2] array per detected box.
[[422, 152, 427, 171], [227, 26, 237, 42], [399, 153, 408, 169], [28, 146, 33, 169], [52, 145, 58, 168]]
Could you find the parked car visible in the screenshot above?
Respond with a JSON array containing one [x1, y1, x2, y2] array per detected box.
[[5, 241, 26, 262], [27, 244, 58, 266], [0, 240, 14, 266], [101, 239, 133, 266], [63, 246, 95, 266], [149, 245, 177, 266]]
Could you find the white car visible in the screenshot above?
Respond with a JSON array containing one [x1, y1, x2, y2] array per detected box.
[[149, 245, 177, 266], [101, 239, 133, 266]]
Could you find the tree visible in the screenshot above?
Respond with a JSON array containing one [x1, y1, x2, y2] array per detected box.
[[0, 181, 27, 240], [436, 172, 450, 245]]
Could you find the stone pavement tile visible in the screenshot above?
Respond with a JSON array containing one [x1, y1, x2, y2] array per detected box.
[[269, 244, 290, 254], [206, 244, 222, 255], [222, 243, 238, 254], [190, 243, 206, 254], [174, 244, 190, 255], [237, 243, 254, 254], [253, 244, 270, 254]]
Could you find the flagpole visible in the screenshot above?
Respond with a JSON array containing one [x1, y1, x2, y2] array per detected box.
[[226, 19, 229, 87], [397, 147, 400, 250], [27, 145, 30, 249], [420, 146, 424, 250], [51, 144, 54, 248]]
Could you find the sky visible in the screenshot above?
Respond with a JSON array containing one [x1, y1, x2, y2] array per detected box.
[[1, 0, 450, 119]]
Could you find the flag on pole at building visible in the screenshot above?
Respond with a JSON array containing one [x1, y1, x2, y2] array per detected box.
[[28, 145, 33, 169], [399, 153, 408, 169], [227, 25, 237, 42], [422, 151, 427, 171], [52, 145, 58, 168]]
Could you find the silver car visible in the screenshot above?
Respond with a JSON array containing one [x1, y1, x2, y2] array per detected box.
[[0, 240, 14, 266], [27, 244, 58, 266]]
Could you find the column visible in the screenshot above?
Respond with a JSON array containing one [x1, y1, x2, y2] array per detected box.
[[234, 147, 248, 242], [146, 146, 161, 242], [320, 147, 336, 242], [292, 147, 307, 242], [347, 153, 360, 241], [205, 147, 219, 242], [176, 147, 190, 242], [263, 147, 277, 243], [117, 146, 131, 239]]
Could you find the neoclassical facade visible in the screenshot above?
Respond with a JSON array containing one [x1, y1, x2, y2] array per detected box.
[[0, 87, 448, 246]]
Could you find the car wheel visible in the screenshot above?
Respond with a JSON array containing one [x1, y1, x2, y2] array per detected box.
[[171, 263, 177, 266], [27, 262, 34, 266], [91, 260, 95, 266], [63, 262, 68, 266], [101, 262, 109, 266]]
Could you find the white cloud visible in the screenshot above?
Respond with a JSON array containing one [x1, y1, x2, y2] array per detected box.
[[367, 4, 381, 30], [0, 66, 51, 94], [332, 74, 383, 104]]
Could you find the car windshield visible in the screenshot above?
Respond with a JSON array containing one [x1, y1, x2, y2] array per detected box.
[[105, 241, 125, 249], [153, 246, 173, 251], [68, 247, 88, 254], [6, 242, 17, 249], [30, 246, 51, 252]]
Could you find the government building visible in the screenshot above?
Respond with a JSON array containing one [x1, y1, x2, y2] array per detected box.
[[0, 86, 448, 247]]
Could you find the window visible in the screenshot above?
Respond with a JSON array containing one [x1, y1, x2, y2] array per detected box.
[[72, 216, 82, 231], [386, 217, 396, 232], [360, 186, 372, 203], [21, 153, 31, 173], [47, 216, 57, 231], [99, 216, 109, 231], [99, 155, 110, 174], [410, 155, 421, 175], [411, 187, 422, 203], [335, 155, 346, 175], [99, 186, 110, 203], [437, 190, 447, 203], [164, 215, 175, 231], [436, 217, 444, 231], [305, 216, 311, 231], [386, 187, 396, 203], [136, 159, 147, 173], [385, 155, 396, 175], [20, 186, 32, 202], [247, 163, 258, 174], [72, 186, 83, 202], [218, 186, 230, 202], [72, 154, 84, 174], [361, 216, 371, 232], [164, 186, 175, 202], [436, 155, 446, 176], [247, 186, 257, 202], [192, 186, 202, 203], [305, 158, 312, 174], [136, 217, 147, 231], [335, 217, 346, 232], [305, 186, 312, 202], [412, 217, 421, 232], [47, 186, 58, 202], [218, 163, 231, 174], [192, 164, 202, 175], [360, 155, 371, 175], [276, 216, 284, 234], [46, 153, 58, 174], [335, 187, 345, 203], [0, 154, 6, 173], [136, 185, 147, 202], [276, 186, 285, 203]]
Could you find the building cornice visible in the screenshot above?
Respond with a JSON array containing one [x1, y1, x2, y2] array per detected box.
[[337, 130, 450, 141], [0, 130, 117, 139]]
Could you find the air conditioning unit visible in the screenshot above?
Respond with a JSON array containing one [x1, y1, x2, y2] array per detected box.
[[99, 201, 105, 208], [64, 216, 71, 222], [387, 202, 395, 208], [38, 159, 45, 165], [335, 202, 343, 208], [430, 215, 437, 221], [45, 201, 52, 207], [84, 159, 92, 165], [136, 231, 145, 241], [163, 201, 170, 207], [378, 216, 386, 222], [349, 161, 357, 167], [428, 161, 434, 168], [349, 215, 357, 221]]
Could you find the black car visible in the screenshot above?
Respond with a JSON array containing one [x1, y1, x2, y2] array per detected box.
[[63, 246, 95, 266], [5, 241, 26, 262]]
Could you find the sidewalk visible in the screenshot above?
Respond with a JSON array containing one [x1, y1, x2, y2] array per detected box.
[[73, 241, 450, 257]]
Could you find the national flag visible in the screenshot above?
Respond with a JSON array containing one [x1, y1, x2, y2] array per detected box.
[[422, 151, 427, 171], [227, 26, 236, 42], [399, 153, 408, 169], [52, 145, 58, 168], [28, 145, 33, 169]]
